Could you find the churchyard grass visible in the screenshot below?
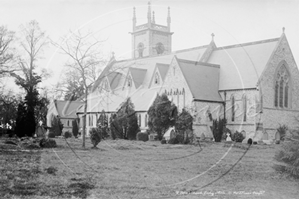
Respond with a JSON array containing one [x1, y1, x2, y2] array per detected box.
[[0, 137, 298, 199]]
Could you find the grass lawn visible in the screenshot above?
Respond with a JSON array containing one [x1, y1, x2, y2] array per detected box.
[[0, 137, 298, 199]]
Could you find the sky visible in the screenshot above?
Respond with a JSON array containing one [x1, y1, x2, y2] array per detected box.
[[0, 0, 299, 96]]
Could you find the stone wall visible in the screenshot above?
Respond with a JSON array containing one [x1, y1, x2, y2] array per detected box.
[[219, 89, 258, 135], [259, 35, 299, 136]]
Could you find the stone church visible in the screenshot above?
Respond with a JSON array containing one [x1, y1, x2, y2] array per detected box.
[[79, 2, 299, 141]]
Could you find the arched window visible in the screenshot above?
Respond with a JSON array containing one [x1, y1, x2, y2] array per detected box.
[[242, 95, 247, 122], [154, 73, 160, 85], [274, 64, 290, 108], [127, 76, 132, 87], [138, 114, 141, 127], [137, 42, 144, 58], [231, 96, 235, 122]]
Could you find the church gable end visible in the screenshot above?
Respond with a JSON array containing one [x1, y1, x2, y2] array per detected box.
[[258, 30, 299, 132]]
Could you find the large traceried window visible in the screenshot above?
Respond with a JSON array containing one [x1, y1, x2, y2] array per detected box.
[[274, 64, 290, 108]]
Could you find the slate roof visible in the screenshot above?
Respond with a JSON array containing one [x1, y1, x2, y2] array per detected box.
[[83, 35, 283, 113], [176, 57, 223, 102], [208, 38, 280, 90], [156, 63, 169, 81], [129, 68, 147, 88], [55, 100, 84, 118]]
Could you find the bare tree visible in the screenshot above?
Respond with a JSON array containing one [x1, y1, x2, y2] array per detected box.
[[11, 20, 49, 136], [53, 30, 106, 148], [57, 63, 102, 101], [0, 26, 16, 78]]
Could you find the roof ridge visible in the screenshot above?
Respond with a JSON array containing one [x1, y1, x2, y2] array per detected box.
[[129, 67, 148, 71], [173, 45, 209, 54], [176, 57, 220, 68], [215, 37, 280, 50]]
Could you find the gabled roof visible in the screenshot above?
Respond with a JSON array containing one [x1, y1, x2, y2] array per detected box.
[[128, 67, 147, 88], [91, 57, 116, 92], [156, 63, 169, 81], [176, 57, 223, 102], [55, 100, 84, 119], [208, 38, 280, 90]]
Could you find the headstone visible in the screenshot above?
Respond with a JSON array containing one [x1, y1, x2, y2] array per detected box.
[[36, 126, 46, 138], [262, 131, 269, 140], [242, 131, 255, 144], [170, 129, 176, 140], [226, 132, 232, 142], [247, 138, 253, 145], [275, 131, 281, 141], [200, 133, 205, 140], [241, 130, 246, 138]]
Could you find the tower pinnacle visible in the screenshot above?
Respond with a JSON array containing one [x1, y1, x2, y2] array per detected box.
[[167, 6, 171, 30], [133, 7, 136, 31], [152, 11, 155, 23], [147, 1, 151, 25]]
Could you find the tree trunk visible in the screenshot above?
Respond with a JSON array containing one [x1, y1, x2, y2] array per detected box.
[[82, 88, 88, 148]]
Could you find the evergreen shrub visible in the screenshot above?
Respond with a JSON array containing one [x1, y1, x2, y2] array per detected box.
[[232, 131, 244, 142], [90, 128, 101, 148]]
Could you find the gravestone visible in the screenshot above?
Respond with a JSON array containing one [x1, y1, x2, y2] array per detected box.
[[226, 132, 232, 142], [200, 133, 205, 140], [170, 129, 176, 140], [242, 131, 255, 144], [262, 131, 269, 140], [36, 126, 46, 138], [275, 131, 281, 141], [241, 130, 246, 138]]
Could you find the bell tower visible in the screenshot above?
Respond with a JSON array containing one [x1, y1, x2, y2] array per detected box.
[[131, 2, 173, 58]]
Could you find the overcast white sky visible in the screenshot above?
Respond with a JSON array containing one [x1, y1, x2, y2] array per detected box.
[[0, 0, 298, 94]]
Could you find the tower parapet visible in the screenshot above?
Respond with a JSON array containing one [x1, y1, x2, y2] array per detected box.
[[130, 2, 173, 58]]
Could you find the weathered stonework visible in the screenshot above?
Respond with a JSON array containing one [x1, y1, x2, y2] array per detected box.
[[259, 35, 299, 136]]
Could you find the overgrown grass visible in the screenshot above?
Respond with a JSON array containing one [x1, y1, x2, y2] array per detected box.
[[0, 137, 299, 199]]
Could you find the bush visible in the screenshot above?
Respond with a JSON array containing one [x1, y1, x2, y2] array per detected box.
[[274, 130, 299, 179], [168, 137, 179, 144], [232, 131, 244, 142], [277, 124, 288, 141], [136, 132, 149, 142], [64, 131, 72, 139], [39, 138, 57, 148], [90, 128, 101, 148], [161, 139, 166, 144]]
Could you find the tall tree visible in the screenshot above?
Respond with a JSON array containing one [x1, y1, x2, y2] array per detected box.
[[54, 30, 106, 147], [11, 20, 49, 136], [148, 94, 177, 140], [0, 26, 16, 78]]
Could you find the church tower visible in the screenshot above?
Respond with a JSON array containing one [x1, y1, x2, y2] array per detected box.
[[131, 2, 173, 58]]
